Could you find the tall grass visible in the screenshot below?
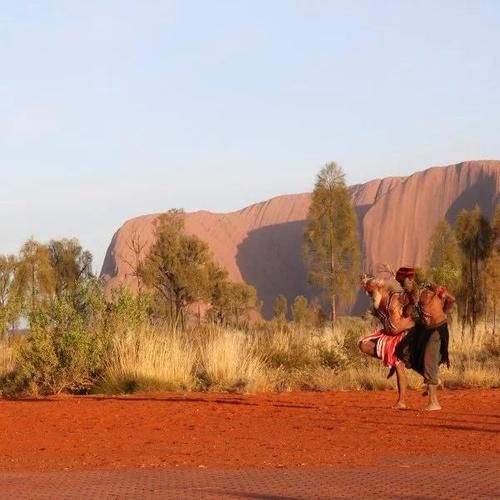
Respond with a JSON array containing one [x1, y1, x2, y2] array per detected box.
[[443, 317, 500, 388], [5, 316, 499, 395], [96, 318, 500, 394], [0, 342, 15, 381], [98, 326, 197, 393], [196, 327, 268, 391]]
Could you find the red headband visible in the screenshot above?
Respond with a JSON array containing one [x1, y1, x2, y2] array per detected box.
[[395, 267, 416, 283]]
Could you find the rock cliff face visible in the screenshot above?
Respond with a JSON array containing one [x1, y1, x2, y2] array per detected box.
[[101, 161, 500, 317]]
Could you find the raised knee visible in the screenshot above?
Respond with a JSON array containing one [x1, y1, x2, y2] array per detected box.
[[359, 340, 371, 354]]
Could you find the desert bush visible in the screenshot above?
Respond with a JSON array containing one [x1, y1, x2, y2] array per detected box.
[[4, 279, 110, 396], [107, 286, 152, 330]]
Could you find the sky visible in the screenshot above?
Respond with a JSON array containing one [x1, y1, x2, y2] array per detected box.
[[1, 0, 499, 270]]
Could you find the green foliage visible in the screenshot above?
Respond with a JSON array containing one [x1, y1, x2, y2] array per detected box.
[[208, 275, 260, 327], [455, 206, 494, 334], [139, 210, 216, 329], [48, 238, 93, 295], [5, 278, 110, 396], [267, 343, 313, 371], [426, 220, 462, 292], [318, 345, 348, 371], [304, 162, 360, 329], [16, 239, 55, 312], [108, 285, 152, 329], [291, 295, 324, 329]]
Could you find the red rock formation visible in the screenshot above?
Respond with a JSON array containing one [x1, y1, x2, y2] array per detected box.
[[101, 161, 500, 317]]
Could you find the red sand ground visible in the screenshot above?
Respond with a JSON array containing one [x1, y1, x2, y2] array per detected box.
[[0, 389, 498, 472]]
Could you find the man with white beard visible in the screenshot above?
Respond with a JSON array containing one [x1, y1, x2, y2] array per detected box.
[[359, 276, 415, 409]]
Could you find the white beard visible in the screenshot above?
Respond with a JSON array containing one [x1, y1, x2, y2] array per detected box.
[[372, 290, 382, 310]]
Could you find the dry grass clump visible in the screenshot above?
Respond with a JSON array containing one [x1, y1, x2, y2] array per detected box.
[[196, 327, 268, 392], [0, 342, 15, 380], [99, 325, 197, 393]]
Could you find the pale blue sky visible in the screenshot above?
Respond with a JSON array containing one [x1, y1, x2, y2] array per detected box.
[[1, 0, 499, 270]]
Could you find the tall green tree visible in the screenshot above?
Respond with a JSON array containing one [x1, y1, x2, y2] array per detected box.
[[17, 239, 55, 312], [48, 238, 93, 296], [139, 210, 215, 330], [303, 162, 360, 333], [455, 206, 494, 336], [426, 220, 462, 292]]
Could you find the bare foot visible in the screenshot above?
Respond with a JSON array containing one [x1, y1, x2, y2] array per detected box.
[[392, 402, 407, 410], [423, 402, 442, 411]]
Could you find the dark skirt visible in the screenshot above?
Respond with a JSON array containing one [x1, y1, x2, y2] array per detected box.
[[395, 323, 450, 375]]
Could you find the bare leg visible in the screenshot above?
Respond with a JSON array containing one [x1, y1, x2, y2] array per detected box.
[[424, 384, 442, 411], [393, 362, 407, 409]]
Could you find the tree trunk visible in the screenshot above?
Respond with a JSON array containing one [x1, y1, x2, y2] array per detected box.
[[493, 299, 497, 336], [331, 294, 336, 335], [330, 248, 335, 334]]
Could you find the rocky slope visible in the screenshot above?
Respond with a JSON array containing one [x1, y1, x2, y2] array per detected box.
[[101, 160, 500, 317]]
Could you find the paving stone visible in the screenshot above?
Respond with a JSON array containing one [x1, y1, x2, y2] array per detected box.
[[0, 456, 499, 500]]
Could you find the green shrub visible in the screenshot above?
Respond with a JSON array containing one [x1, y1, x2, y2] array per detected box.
[[4, 280, 110, 396]]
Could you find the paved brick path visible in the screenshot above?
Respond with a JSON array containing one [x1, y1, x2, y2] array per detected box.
[[1, 456, 499, 499]]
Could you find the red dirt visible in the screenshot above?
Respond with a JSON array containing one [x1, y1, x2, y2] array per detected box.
[[1, 389, 498, 472]]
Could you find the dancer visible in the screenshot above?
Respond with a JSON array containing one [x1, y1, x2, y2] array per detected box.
[[396, 268, 455, 411], [359, 276, 415, 409]]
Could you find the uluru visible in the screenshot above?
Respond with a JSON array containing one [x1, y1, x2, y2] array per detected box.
[[101, 160, 500, 317]]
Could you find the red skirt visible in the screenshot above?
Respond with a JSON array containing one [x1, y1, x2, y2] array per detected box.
[[361, 329, 408, 367]]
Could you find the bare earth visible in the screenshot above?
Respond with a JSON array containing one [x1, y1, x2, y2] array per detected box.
[[1, 389, 499, 472]]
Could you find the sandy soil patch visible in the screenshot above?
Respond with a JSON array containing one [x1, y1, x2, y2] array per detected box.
[[0, 389, 498, 471]]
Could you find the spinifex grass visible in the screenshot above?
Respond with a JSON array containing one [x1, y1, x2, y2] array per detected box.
[[98, 325, 197, 393]]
